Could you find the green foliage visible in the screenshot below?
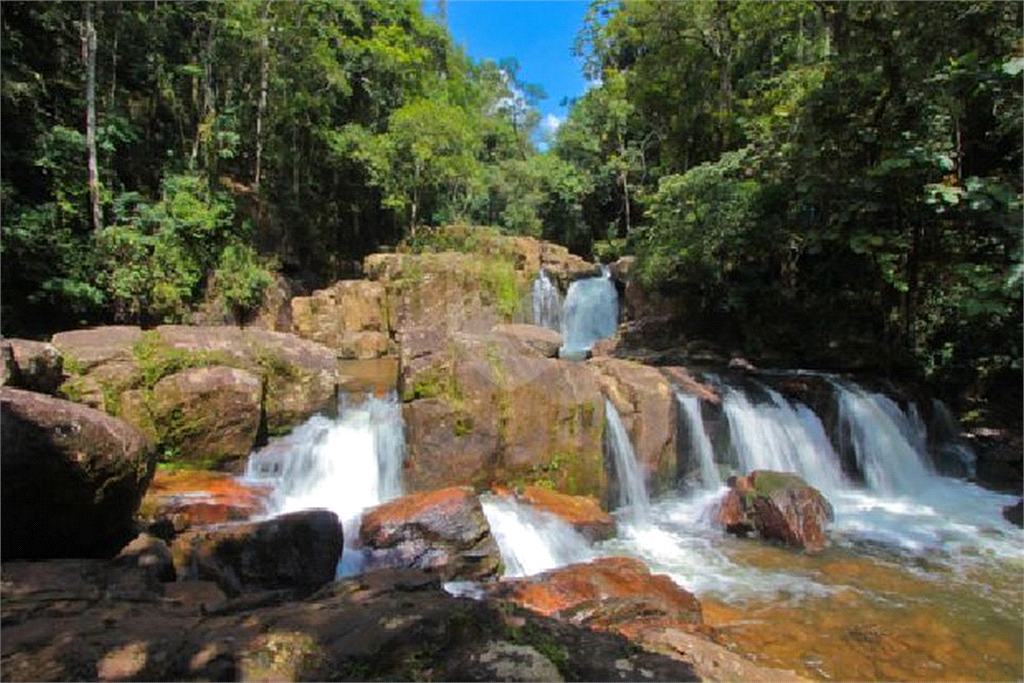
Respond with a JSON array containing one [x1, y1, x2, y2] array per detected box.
[[213, 242, 277, 324], [480, 259, 522, 320]]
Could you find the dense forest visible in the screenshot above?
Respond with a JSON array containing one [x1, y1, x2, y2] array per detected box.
[[2, 1, 1021, 418]]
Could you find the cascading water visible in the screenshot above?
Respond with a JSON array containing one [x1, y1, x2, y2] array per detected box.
[[674, 390, 721, 490], [531, 268, 562, 331], [479, 495, 593, 577], [603, 397, 651, 523], [929, 398, 978, 478], [559, 266, 618, 359], [244, 390, 405, 576]]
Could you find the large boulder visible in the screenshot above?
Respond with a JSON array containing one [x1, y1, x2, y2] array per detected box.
[[493, 556, 703, 629], [539, 242, 601, 290], [401, 330, 607, 500], [359, 487, 503, 582], [290, 280, 393, 360], [716, 470, 834, 554], [1, 388, 156, 559], [51, 326, 143, 411], [1, 338, 64, 394], [138, 366, 262, 468], [170, 509, 343, 595], [589, 357, 678, 496], [139, 469, 272, 536], [490, 323, 563, 359]]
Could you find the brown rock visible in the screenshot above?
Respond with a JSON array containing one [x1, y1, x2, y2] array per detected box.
[[51, 326, 143, 410], [590, 357, 677, 495], [716, 471, 834, 554], [171, 509, 343, 595], [114, 533, 175, 583], [1, 338, 64, 394], [512, 485, 616, 542], [661, 366, 721, 405], [139, 469, 272, 535], [359, 487, 503, 582], [290, 280, 393, 359], [494, 556, 702, 629], [0, 388, 156, 559], [491, 323, 563, 358]]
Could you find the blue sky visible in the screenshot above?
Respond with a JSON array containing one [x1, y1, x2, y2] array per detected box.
[[423, 1, 592, 138]]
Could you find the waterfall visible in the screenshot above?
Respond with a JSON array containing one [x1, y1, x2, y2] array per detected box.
[[559, 268, 618, 358], [674, 390, 721, 490], [723, 385, 847, 492], [531, 268, 562, 331], [833, 384, 934, 495], [244, 390, 405, 575], [604, 398, 651, 522], [929, 398, 978, 478], [479, 495, 593, 577]]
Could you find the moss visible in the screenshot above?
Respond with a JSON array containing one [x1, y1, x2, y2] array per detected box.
[[479, 259, 522, 320], [57, 375, 88, 403], [453, 413, 475, 436], [131, 330, 228, 391], [743, 471, 805, 506]]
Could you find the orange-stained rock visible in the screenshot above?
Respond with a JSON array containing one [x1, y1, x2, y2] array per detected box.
[[141, 469, 272, 534], [493, 556, 702, 629], [661, 366, 721, 405], [512, 485, 616, 542], [360, 487, 502, 582]]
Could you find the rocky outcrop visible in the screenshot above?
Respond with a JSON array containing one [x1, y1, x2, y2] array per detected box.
[[490, 323, 563, 358], [290, 280, 393, 359], [590, 357, 678, 495], [1, 558, 701, 682], [359, 487, 503, 582], [1003, 499, 1023, 527], [114, 533, 176, 584], [139, 469, 272, 536], [401, 329, 606, 499], [506, 485, 616, 542], [1, 388, 156, 559], [51, 326, 143, 410], [1, 338, 65, 394], [970, 428, 1024, 494], [716, 471, 834, 553], [540, 242, 601, 290], [144, 366, 262, 468], [170, 509, 343, 596]]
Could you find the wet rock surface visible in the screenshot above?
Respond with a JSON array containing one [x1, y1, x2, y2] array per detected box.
[[359, 487, 503, 582], [139, 469, 272, 535], [1, 388, 156, 559], [716, 470, 834, 553], [507, 485, 616, 542]]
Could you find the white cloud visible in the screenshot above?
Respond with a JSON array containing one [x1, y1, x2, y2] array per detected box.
[[541, 113, 564, 136]]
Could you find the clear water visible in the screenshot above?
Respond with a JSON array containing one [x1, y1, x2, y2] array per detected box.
[[531, 268, 563, 331], [479, 494, 594, 577], [604, 397, 651, 523], [675, 389, 722, 490]]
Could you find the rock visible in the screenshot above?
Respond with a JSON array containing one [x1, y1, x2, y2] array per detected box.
[[114, 533, 176, 583], [51, 326, 143, 410], [290, 280, 394, 359], [139, 469, 272, 536], [170, 509, 343, 595], [539, 242, 601, 290], [1, 338, 64, 394], [660, 366, 721, 405], [1, 557, 701, 683], [491, 323, 563, 358], [359, 487, 503, 582], [511, 485, 616, 542], [608, 255, 636, 281], [154, 325, 339, 434], [589, 335, 621, 358], [145, 366, 262, 468], [1003, 499, 1023, 527], [716, 471, 834, 553], [0, 388, 156, 559], [493, 556, 703, 629], [970, 429, 1023, 494], [728, 356, 757, 372], [590, 357, 678, 495], [401, 330, 607, 500]]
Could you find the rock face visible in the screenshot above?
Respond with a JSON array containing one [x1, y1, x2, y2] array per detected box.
[[1, 558, 701, 683], [147, 366, 262, 468], [170, 509, 343, 595], [1, 338, 65, 394], [0, 388, 156, 559], [359, 487, 503, 582], [1003, 499, 1023, 527], [491, 323, 563, 358], [510, 485, 616, 542], [716, 470, 834, 553], [139, 469, 272, 535], [290, 280, 393, 359], [401, 330, 607, 499], [590, 357, 678, 495]]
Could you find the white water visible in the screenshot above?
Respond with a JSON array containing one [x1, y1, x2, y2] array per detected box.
[[531, 268, 562, 331], [604, 398, 651, 523], [559, 268, 618, 358], [480, 495, 594, 577], [674, 390, 721, 490], [244, 391, 405, 576]]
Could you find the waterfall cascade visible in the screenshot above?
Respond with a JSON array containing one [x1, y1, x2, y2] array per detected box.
[[531, 268, 562, 331], [480, 495, 593, 577], [559, 267, 618, 358], [675, 390, 721, 490], [603, 397, 651, 522], [245, 391, 405, 575]]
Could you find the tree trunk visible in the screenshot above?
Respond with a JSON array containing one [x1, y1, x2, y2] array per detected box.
[[83, 2, 102, 232], [254, 1, 270, 190]]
